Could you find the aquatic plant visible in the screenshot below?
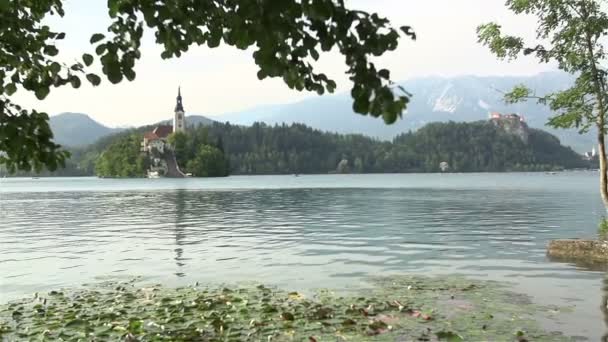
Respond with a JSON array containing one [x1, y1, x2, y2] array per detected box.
[[0, 276, 571, 341]]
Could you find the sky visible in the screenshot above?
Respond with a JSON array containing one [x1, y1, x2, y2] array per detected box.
[[13, 0, 555, 127]]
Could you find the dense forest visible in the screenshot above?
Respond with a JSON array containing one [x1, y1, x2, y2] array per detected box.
[[202, 121, 588, 174], [3, 120, 591, 177]]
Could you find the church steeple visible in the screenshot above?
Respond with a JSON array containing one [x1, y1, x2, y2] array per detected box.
[[175, 86, 184, 112], [173, 86, 186, 133]]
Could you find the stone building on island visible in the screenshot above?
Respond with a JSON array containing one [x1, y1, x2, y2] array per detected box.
[[141, 87, 187, 178]]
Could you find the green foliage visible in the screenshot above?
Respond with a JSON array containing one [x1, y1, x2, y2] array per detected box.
[[94, 133, 147, 178], [0, 1, 85, 173], [599, 217, 608, 240], [202, 121, 584, 174], [393, 121, 585, 172], [1, 0, 414, 174], [167, 127, 229, 177], [168, 131, 189, 167], [0, 110, 69, 173], [186, 145, 229, 177], [16, 120, 589, 177], [0, 276, 571, 341]]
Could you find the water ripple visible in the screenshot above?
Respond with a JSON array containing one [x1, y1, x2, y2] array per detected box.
[[0, 174, 606, 339]]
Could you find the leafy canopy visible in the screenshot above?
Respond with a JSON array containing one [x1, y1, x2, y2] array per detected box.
[[477, 0, 608, 134], [0, 0, 416, 173]]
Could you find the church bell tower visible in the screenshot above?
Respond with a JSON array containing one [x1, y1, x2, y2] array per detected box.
[[173, 87, 186, 133]]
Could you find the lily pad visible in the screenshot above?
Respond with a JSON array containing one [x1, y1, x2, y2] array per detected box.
[[0, 275, 574, 341]]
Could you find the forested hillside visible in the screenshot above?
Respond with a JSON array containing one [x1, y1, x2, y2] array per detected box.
[[4, 120, 589, 177], [392, 122, 586, 172]]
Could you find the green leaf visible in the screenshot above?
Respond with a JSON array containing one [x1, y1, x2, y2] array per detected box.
[[107, 66, 123, 84], [82, 54, 94, 66], [436, 331, 464, 341], [90, 33, 105, 44], [50, 62, 61, 74], [86, 74, 101, 86], [257, 70, 267, 80], [5, 83, 17, 96], [69, 76, 81, 88], [44, 46, 59, 56], [35, 86, 50, 100], [95, 44, 107, 55], [64, 319, 88, 329], [400, 26, 417, 40], [124, 68, 136, 81]]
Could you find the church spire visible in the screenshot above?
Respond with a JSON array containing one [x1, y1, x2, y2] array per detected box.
[[173, 86, 186, 133], [175, 86, 184, 112]]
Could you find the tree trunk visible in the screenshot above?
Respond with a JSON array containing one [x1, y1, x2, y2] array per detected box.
[[598, 122, 608, 211]]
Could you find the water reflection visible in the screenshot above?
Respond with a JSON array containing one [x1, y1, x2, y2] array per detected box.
[[173, 190, 186, 277]]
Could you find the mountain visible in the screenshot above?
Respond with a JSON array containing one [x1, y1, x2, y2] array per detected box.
[[214, 72, 594, 153], [49, 113, 123, 148], [50, 114, 215, 148]]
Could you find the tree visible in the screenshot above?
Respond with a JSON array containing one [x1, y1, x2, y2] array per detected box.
[[94, 133, 147, 177], [168, 131, 189, 166], [477, 0, 608, 210], [186, 145, 229, 177], [1, 0, 416, 173], [354, 157, 364, 173]]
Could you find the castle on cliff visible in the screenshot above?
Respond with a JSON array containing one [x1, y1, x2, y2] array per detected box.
[[488, 111, 529, 143]]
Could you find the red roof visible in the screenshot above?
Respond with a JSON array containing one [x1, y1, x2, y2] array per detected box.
[[153, 125, 173, 138], [144, 131, 159, 140]]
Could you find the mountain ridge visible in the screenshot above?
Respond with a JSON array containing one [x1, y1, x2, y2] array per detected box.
[[212, 72, 593, 152], [49, 72, 593, 152], [49, 113, 215, 147], [49, 112, 122, 148]]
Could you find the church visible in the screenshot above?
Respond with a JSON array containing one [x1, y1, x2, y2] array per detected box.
[[141, 88, 188, 178]]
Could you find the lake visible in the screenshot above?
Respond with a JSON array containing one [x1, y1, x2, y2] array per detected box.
[[0, 172, 606, 339]]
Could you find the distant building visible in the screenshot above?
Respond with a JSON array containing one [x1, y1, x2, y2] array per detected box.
[[141, 126, 173, 153], [489, 111, 529, 143], [489, 112, 526, 122], [141, 88, 187, 152], [174, 87, 186, 133], [584, 146, 597, 160], [141, 88, 188, 178]]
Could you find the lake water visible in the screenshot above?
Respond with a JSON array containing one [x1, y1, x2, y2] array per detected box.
[[1, 173, 607, 339]]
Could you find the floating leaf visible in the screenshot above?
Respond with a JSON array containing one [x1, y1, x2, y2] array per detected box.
[[436, 331, 464, 341], [280, 312, 295, 321]]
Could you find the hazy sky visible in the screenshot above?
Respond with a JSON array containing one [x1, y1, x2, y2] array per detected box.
[[13, 0, 555, 127]]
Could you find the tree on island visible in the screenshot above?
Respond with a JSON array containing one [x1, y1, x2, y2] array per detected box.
[[0, 0, 416, 174], [168, 129, 229, 177], [477, 0, 608, 212]]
